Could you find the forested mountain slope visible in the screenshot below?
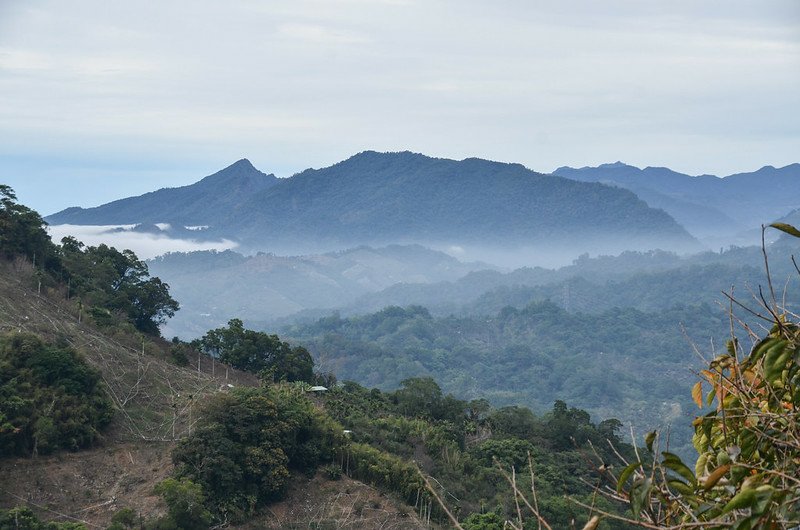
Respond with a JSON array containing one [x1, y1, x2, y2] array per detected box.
[[283, 301, 738, 456], [46, 159, 277, 227], [219, 151, 696, 253], [47, 152, 698, 257], [148, 245, 494, 338], [553, 162, 800, 240]]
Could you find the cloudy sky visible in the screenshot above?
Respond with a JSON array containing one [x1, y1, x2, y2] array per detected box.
[[1, 0, 798, 216]]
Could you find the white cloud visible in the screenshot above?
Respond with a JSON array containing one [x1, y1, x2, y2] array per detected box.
[[276, 23, 368, 44], [47, 225, 239, 260]]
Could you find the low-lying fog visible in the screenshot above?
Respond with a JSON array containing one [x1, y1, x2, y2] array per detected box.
[[47, 224, 238, 260]]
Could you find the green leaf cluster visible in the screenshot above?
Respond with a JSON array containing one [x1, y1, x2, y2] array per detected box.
[[613, 224, 800, 529], [59, 239, 179, 336]]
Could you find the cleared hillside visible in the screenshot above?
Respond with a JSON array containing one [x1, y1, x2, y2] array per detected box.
[[0, 259, 427, 529]]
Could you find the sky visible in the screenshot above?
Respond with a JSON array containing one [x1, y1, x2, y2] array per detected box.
[[1, 0, 798, 216]]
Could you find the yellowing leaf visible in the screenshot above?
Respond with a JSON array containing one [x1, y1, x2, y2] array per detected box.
[[645, 430, 657, 452], [703, 464, 730, 490], [692, 381, 703, 408], [770, 222, 800, 238]]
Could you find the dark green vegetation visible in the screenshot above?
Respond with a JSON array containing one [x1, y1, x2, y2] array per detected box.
[[111, 376, 637, 529], [58, 237, 179, 336], [47, 152, 697, 256], [278, 239, 800, 458], [0, 185, 60, 270], [193, 318, 315, 383], [285, 301, 732, 456], [339, 244, 798, 318], [0, 185, 179, 336], [323, 378, 636, 529], [171, 385, 347, 523], [0, 333, 113, 456]]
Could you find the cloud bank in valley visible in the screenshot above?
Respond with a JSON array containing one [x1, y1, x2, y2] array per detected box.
[[47, 224, 238, 260]]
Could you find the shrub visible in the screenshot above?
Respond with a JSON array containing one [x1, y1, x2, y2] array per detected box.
[[0, 333, 113, 457], [172, 386, 347, 521]]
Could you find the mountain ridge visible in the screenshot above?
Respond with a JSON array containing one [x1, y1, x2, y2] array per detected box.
[[46, 158, 278, 226], [46, 151, 699, 257], [552, 162, 800, 241], [217, 150, 697, 253]]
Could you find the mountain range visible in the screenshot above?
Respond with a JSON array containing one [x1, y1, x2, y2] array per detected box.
[[553, 162, 800, 243], [47, 151, 698, 258], [47, 158, 279, 226], [147, 244, 494, 338]]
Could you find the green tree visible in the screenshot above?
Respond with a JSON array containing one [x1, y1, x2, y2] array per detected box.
[[172, 386, 346, 521], [59, 242, 179, 336], [194, 319, 313, 382], [463, 511, 505, 530], [0, 185, 59, 269], [151, 478, 212, 530]]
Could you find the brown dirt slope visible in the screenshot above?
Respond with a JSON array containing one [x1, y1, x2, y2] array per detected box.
[[243, 472, 428, 529], [0, 258, 259, 443]]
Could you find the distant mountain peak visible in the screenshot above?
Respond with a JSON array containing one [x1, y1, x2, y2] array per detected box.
[[214, 157, 260, 176], [598, 161, 633, 169], [46, 158, 279, 226], [198, 158, 275, 187], [229, 158, 255, 169]]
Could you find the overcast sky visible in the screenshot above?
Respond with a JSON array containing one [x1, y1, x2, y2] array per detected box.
[[1, 0, 798, 216]]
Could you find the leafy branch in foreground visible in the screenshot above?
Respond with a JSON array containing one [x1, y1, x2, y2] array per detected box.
[[606, 224, 800, 529]]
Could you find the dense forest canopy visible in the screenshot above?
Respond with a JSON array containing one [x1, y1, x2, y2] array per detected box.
[[284, 300, 734, 456]]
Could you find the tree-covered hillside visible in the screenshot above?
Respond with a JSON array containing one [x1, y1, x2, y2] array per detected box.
[[219, 151, 696, 253], [46, 152, 698, 257], [147, 245, 494, 338], [553, 161, 800, 241], [321, 243, 798, 323], [284, 300, 737, 456], [1, 185, 179, 337]]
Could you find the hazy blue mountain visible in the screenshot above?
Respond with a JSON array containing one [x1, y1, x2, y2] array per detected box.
[[46, 159, 278, 228], [147, 244, 494, 338], [777, 207, 800, 227], [47, 152, 697, 258], [553, 162, 800, 241], [286, 239, 799, 324], [217, 151, 695, 255]]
